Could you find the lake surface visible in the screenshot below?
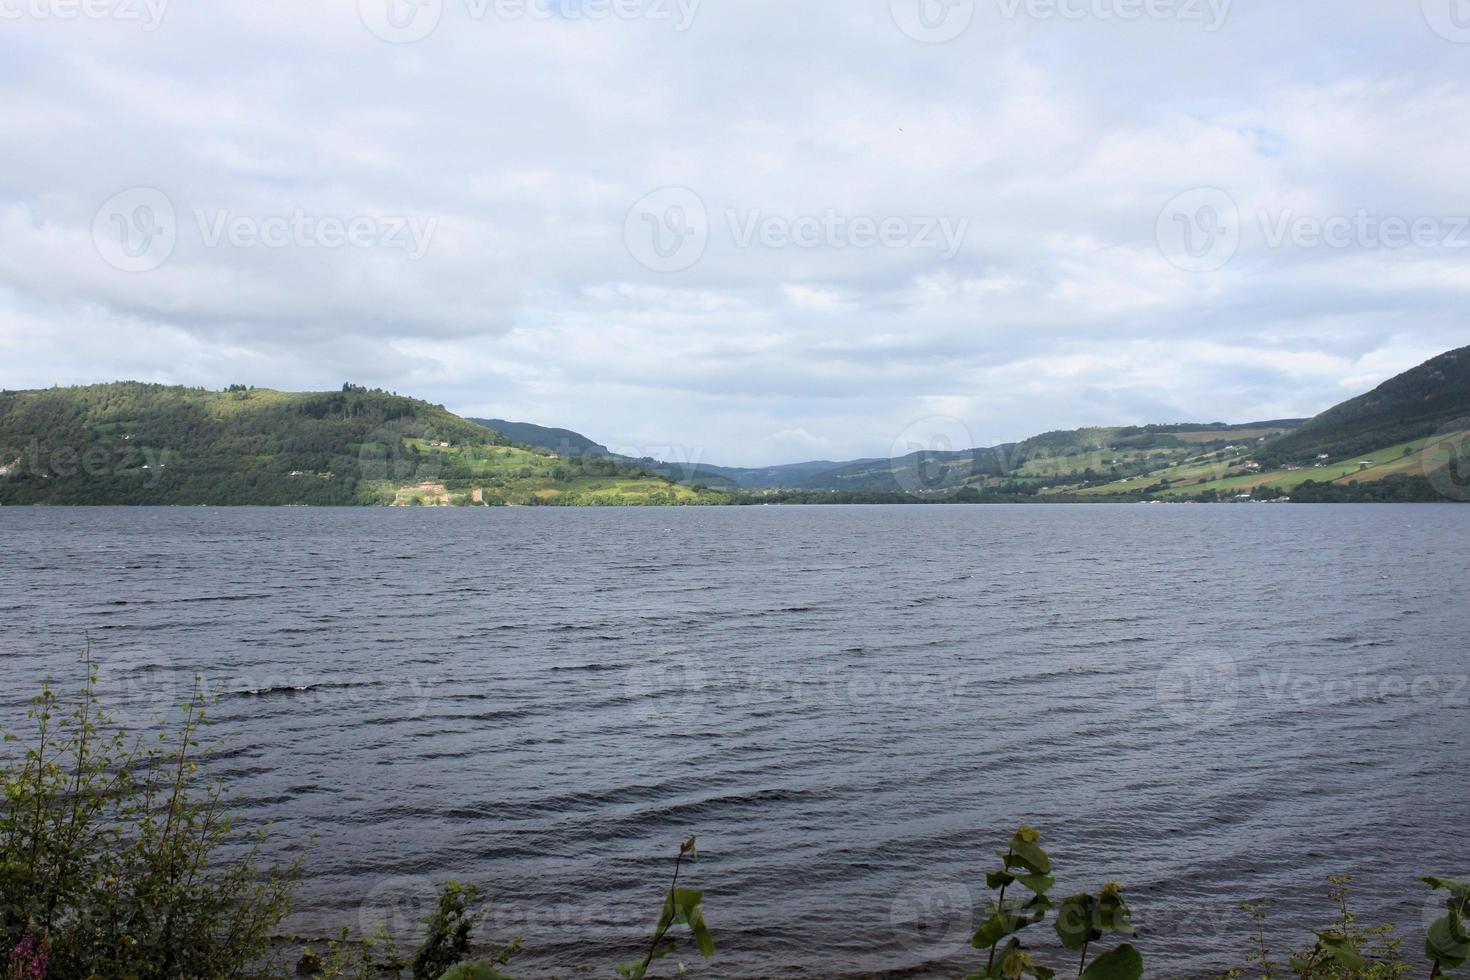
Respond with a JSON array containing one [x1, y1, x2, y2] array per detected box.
[[1, 505, 1467, 978]]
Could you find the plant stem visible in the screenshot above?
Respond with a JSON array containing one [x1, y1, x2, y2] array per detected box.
[[1077, 940, 1089, 978], [26, 693, 51, 879], [986, 847, 1015, 973], [637, 844, 688, 977], [48, 642, 96, 928]]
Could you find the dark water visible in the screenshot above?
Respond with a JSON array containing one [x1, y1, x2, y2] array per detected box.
[[1, 505, 1467, 978]]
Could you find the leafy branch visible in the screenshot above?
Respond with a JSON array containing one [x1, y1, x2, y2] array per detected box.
[[965, 827, 1142, 980], [618, 836, 715, 980]]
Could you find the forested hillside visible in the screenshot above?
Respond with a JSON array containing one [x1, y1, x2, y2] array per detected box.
[[1256, 345, 1470, 466], [469, 419, 610, 457], [0, 384, 722, 506], [0, 383, 507, 505]]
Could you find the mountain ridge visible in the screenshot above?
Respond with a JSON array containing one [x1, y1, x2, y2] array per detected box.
[[464, 417, 882, 488], [3, 346, 1467, 504]]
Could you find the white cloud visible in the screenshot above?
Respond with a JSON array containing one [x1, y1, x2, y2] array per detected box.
[[0, 1, 1466, 465]]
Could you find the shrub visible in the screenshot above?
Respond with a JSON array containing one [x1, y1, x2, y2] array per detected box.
[[413, 881, 487, 980], [968, 826, 1142, 980], [1221, 873, 1470, 979], [301, 926, 404, 980], [299, 881, 521, 980], [0, 647, 298, 979]]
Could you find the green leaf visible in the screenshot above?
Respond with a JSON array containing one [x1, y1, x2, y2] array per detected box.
[[1055, 894, 1098, 951], [1428, 912, 1470, 969], [1007, 838, 1053, 875], [641, 885, 714, 962], [998, 893, 1052, 917], [995, 943, 1059, 980], [1096, 883, 1136, 937], [1315, 932, 1366, 971], [1012, 873, 1055, 895], [973, 913, 1016, 949], [1079, 943, 1144, 980], [668, 887, 704, 925], [1423, 877, 1470, 900], [1058, 885, 1133, 952], [688, 906, 716, 958], [974, 897, 1051, 949], [652, 899, 675, 936], [988, 870, 1017, 890]]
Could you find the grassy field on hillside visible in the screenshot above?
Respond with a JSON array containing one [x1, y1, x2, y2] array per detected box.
[[1169, 427, 1284, 444], [1067, 428, 1466, 501], [373, 439, 729, 506], [1150, 434, 1457, 499]]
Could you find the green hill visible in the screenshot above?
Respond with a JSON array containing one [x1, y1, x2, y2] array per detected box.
[[1073, 348, 1470, 503], [469, 418, 610, 458], [1256, 345, 1470, 467], [798, 422, 1306, 494], [0, 384, 727, 506]]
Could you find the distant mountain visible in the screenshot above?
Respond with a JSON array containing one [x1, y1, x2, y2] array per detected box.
[[468, 418, 874, 489], [1256, 345, 1470, 466], [0, 384, 726, 506], [646, 458, 884, 489], [796, 422, 1308, 493], [470, 418, 610, 457]]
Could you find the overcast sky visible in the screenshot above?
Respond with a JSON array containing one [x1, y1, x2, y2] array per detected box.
[[1, 1, 1467, 466]]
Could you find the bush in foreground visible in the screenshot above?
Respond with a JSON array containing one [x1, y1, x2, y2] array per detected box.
[[0, 647, 297, 979]]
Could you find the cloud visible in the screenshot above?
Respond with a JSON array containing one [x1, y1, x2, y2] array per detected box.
[[0, 1, 1466, 465]]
